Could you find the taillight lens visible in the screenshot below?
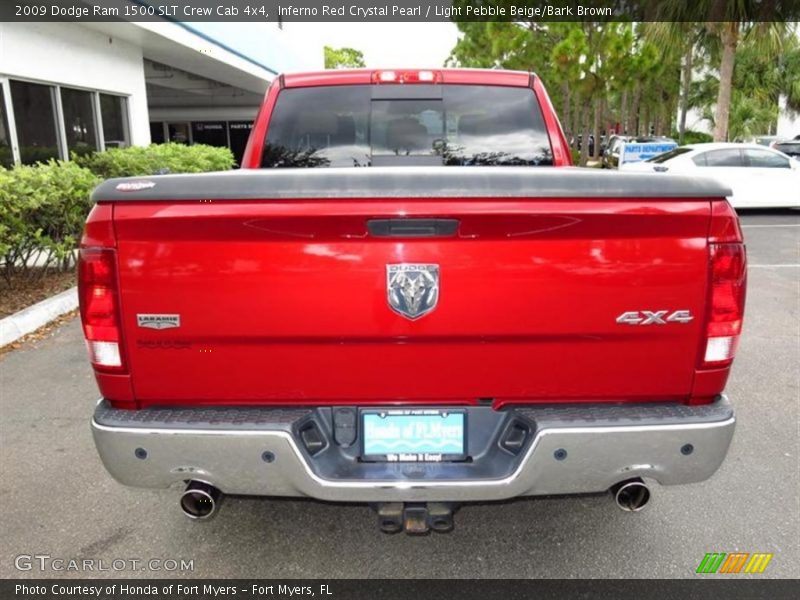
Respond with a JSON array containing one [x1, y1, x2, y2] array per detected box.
[[78, 248, 125, 371], [371, 70, 441, 84], [702, 242, 746, 367]]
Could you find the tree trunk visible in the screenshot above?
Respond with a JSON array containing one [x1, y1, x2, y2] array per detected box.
[[714, 23, 738, 142], [579, 106, 591, 166], [629, 83, 642, 136], [641, 104, 649, 137], [620, 89, 628, 134], [592, 98, 602, 161], [561, 80, 571, 136], [669, 93, 678, 134], [678, 39, 694, 143], [571, 102, 581, 149]]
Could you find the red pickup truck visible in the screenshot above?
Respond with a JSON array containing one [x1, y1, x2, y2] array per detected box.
[[82, 69, 745, 534]]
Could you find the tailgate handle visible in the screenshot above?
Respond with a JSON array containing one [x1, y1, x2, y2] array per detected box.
[[367, 218, 459, 238]]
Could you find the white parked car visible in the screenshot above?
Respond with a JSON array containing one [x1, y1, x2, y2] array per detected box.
[[620, 143, 800, 209]]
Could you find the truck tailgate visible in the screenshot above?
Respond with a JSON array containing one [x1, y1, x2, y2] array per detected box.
[[109, 176, 714, 406]]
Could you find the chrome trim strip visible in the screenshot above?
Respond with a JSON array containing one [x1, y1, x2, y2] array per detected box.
[[92, 418, 735, 491]]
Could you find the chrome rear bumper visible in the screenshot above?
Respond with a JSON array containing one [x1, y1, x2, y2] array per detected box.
[[91, 397, 735, 503]]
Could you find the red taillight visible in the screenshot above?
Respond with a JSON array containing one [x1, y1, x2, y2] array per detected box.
[[78, 247, 125, 371], [371, 70, 441, 84], [702, 242, 747, 367]]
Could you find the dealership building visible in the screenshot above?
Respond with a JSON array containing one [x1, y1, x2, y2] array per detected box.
[[0, 19, 323, 168]]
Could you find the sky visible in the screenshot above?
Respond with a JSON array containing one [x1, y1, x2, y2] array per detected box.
[[294, 22, 461, 68]]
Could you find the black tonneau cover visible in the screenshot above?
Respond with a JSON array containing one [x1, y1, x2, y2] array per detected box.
[[92, 166, 732, 202]]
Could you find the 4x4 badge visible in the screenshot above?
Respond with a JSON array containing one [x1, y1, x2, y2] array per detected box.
[[386, 264, 439, 320], [616, 310, 693, 325]]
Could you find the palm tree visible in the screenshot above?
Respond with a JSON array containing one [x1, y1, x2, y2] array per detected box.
[[779, 35, 800, 118], [690, 28, 798, 138], [653, 2, 787, 141], [645, 23, 712, 143]]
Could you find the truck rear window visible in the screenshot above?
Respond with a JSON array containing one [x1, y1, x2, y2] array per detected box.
[[261, 85, 553, 168]]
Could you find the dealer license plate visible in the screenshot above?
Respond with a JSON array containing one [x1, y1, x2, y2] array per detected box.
[[361, 409, 467, 462]]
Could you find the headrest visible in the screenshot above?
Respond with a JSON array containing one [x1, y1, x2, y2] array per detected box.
[[459, 114, 491, 136], [334, 115, 356, 145], [385, 118, 429, 152], [298, 113, 338, 136]]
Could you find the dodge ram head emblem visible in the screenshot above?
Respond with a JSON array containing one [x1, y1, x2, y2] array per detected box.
[[386, 264, 439, 320]]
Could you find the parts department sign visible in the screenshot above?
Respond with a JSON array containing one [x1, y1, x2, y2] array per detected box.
[[619, 141, 678, 165]]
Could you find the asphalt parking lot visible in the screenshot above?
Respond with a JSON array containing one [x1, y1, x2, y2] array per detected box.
[[1, 210, 798, 579]]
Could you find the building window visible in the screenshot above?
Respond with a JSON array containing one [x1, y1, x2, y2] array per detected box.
[[0, 84, 13, 168], [192, 122, 227, 147], [149, 120, 254, 167], [10, 80, 60, 165], [61, 87, 98, 156], [2, 80, 131, 165], [150, 122, 165, 144], [229, 121, 253, 166], [100, 93, 129, 148], [167, 122, 190, 144]]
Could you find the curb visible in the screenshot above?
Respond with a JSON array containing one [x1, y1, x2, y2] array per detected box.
[[0, 287, 78, 348]]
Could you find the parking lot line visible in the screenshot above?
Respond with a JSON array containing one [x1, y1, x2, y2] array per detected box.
[[748, 264, 800, 268], [741, 224, 800, 229]]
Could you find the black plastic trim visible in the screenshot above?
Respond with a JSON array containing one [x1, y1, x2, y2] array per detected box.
[[513, 396, 733, 428], [367, 218, 459, 237], [91, 166, 732, 203], [93, 401, 307, 431]]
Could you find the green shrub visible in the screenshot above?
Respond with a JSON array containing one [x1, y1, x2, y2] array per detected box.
[[1, 143, 236, 288], [673, 130, 713, 145], [74, 143, 236, 179], [0, 145, 15, 169], [0, 160, 99, 285], [18, 145, 61, 165]]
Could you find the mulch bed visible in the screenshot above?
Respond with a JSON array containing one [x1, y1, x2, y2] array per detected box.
[[0, 309, 78, 357], [0, 270, 77, 319]]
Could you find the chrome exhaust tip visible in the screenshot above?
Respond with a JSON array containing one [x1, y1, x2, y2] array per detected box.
[[611, 478, 651, 512], [180, 480, 222, 520]]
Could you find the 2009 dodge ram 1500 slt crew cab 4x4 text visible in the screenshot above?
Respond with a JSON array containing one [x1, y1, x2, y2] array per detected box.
[[82, 69, 745, 534]]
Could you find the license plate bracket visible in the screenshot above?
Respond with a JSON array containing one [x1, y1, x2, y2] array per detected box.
[[360, 408, 467, 462]]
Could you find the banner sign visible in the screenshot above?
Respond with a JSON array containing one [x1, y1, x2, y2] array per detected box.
[[4, 579, 800, 600], [3, 0, 800, 22]]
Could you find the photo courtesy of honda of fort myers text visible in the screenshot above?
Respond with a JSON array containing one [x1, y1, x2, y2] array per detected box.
[[1, 0, 799, 597]]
